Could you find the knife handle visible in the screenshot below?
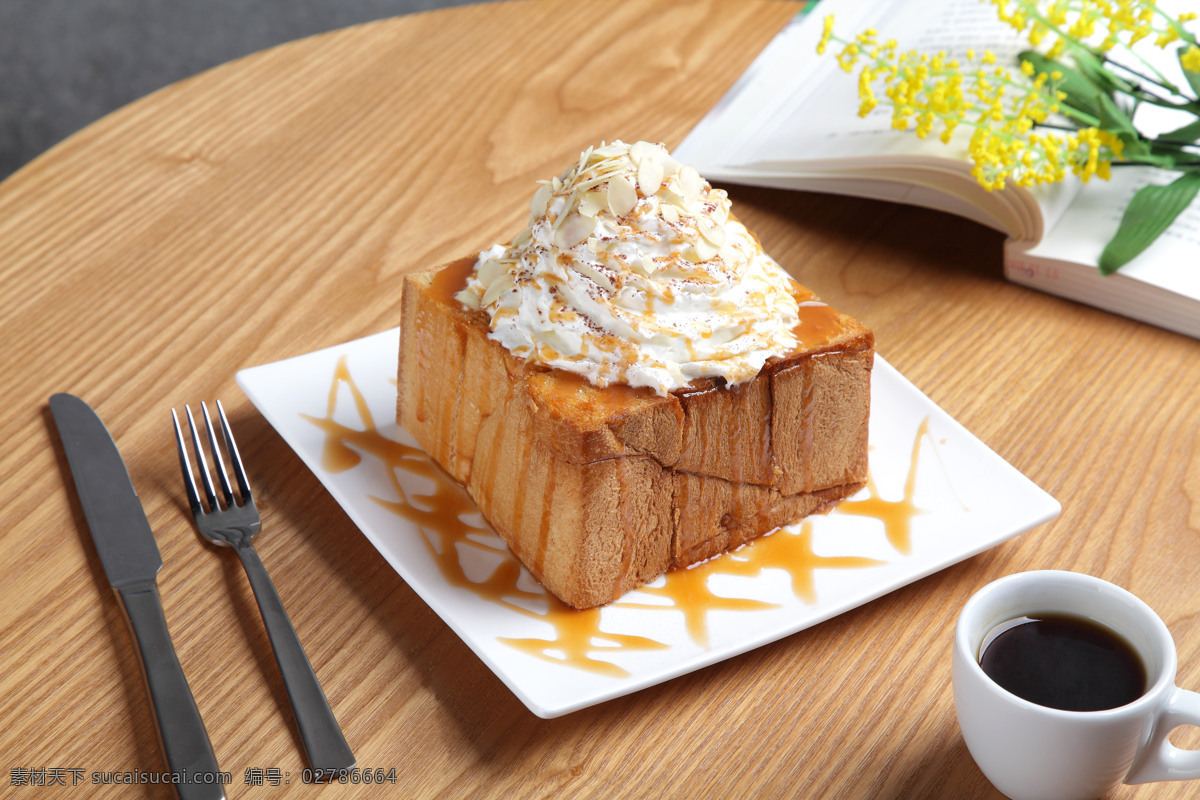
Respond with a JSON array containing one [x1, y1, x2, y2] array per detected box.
[[116, 581, 226, 800]]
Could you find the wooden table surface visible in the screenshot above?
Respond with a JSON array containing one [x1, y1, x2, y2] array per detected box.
[[3, 1, 1199, 797]]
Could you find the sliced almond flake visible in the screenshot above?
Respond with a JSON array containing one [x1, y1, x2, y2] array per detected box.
[[455, 289, 480, 310], [512, 227, 532, 247], [572, 166, 624, 193], [554, 213, 593, 249], [628, 255, 658, 278], [711, 202, 729, 226], [552, 176, 563, 192], [530, 182, 553, 219], [676, 165, 703, 204], [661, 204, 679, 225], [578, 189, 608, 218], [718, 242, 740, 263], [660, 152, 681, 176], [637, 157, 664, 198], [657, 188, 687, 211], [607, 177, 637, 216], [593, 142, 625, 158], [587, 235, 619, 254], [554, 190, 584, 230], [698, 217, 726, 247], [690, 238, 718, 262], [480, 274, 515, 307], [477, 257, 506, 286], [629, 140, 657, 165], [569, 260, 616, 293]]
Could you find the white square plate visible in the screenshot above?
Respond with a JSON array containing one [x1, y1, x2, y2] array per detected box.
[[237, 328, 1059, 718]]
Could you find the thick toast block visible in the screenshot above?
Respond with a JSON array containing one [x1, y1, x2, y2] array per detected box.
[[398, 256, 874, 608]]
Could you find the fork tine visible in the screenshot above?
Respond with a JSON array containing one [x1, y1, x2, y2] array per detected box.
[[184, 404, 220, 513], [172, 408, 204, 517], [216, 399, 253, 503], [202, 402, 237, 508]]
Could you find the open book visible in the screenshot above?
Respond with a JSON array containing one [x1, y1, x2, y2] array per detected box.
[[675, 0, 1200, 339]]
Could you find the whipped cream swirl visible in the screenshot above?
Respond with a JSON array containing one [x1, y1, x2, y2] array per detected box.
[[456, 140, 806, 395]]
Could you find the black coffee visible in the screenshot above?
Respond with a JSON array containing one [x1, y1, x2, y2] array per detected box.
[[978, 613, 1147, 712]]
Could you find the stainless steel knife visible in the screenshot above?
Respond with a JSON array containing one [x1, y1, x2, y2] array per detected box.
[[50, 393, 225, 800]]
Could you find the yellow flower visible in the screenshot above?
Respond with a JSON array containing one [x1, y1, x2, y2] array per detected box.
[[987, 0, 1197, 61], [817, 14, 836, 56], [1182, 45, 1200, 73], [1154, 27, 1180, 47], [1069, 128, 1125, 183], [857, 68, 879, 116]]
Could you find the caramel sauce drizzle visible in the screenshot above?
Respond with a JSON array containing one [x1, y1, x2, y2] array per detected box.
[[305, 356, 933, 677], [620, 523, 882, 648], [835, 418, 932, 555]]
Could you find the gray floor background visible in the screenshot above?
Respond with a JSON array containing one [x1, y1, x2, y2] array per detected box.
[[0, 0, 490, 181]]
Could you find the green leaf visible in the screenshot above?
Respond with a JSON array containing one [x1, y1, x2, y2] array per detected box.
[[1096, 97, 1184, 167], [1179, 46, 1200, 98], [1099, 172, 1200, 274], [1130, 147, 1187, 168], [1073, 48, 1134, 94], [1158, 118, 1200, 144], [1089, 94, 1178, 166], [1095, 93, 1137, 136]]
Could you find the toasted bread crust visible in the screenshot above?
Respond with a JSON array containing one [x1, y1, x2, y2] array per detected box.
[[398, 257, 873, 608]]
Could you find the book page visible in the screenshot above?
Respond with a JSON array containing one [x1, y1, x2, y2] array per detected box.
[[1025, 167, 1200, 301]]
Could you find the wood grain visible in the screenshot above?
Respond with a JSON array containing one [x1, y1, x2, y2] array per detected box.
[[1, 1, 1198, 797]]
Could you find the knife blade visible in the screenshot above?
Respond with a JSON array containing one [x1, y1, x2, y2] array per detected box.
[[50, 393, 225, 800]]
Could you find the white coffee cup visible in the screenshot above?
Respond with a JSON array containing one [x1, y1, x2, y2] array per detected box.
[[953, 570, 1200, 800]]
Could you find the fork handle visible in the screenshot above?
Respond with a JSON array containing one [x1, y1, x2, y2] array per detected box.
[[235, 543, 355, 777], [116, 582, 225, 800]]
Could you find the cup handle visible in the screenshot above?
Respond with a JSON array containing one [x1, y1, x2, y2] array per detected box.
[[1126, 687, 1200, 785]]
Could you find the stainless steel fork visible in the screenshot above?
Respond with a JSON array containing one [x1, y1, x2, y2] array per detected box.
[[173, 401, 354, 778]]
